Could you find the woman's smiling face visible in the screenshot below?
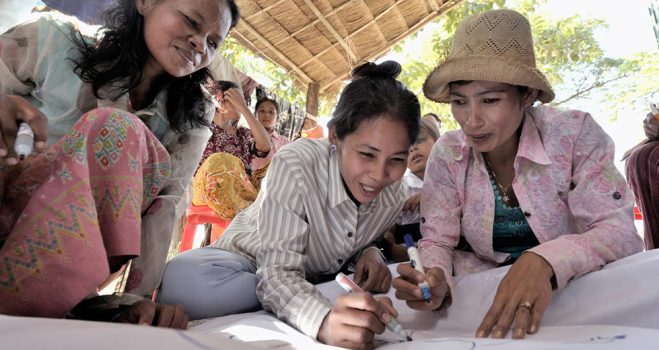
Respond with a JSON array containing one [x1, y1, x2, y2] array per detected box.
[[330, 116, 411, 204]]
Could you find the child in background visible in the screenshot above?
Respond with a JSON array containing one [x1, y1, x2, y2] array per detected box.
[[381, 117, 440, 262], [251, 97, 290, 171]]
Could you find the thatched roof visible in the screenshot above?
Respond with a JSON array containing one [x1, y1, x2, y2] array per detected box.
[[232, 0, 464, 99]]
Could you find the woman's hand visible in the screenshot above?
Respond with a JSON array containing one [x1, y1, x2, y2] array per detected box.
[[393, 264, 449, 311], [0, 94, 48, 164], [476, 252, 554, 339], [220, 87, 272, 153], [317, 293, 397, 350], [221, 87, 250, 116], [116, 301, 189, 330], [354, 247, 391, 293], [402, 193, 421, 215]]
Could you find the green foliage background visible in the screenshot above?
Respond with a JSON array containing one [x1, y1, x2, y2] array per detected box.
[[223, 0, 658, 131]]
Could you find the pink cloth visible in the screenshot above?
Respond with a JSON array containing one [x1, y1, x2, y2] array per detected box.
[[0, 108, 170, 317], [419, 105, 643, 292], [251, 132, 290, 170]]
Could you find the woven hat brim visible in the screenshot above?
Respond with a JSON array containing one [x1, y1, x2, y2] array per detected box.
[[423, 55, 555, 104]]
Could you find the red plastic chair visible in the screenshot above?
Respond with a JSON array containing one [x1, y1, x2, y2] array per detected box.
[[179, 204, 230, 253]]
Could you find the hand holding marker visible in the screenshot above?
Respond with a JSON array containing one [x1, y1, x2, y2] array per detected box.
[[14, 122, 34, 160], [335, 272, 412, 341], [404, 234, 432, 302]]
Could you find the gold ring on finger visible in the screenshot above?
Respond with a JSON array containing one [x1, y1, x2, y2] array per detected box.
[[518, 301, 533, 310]]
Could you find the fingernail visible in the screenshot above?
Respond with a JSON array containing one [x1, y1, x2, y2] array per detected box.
[[36, 141, 46, 149], [140, 322, 149, 326], [5, 157, 17, 165], [529, 325, 538, 333], [493, 330, 504, 338], [0, 149, 6, 157], [381, 313, 390, 322], [515, 329, 524, 338], [476, 330, 486, 338]]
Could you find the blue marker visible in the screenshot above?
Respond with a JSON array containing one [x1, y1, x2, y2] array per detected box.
[[404, 234, 431, 302]]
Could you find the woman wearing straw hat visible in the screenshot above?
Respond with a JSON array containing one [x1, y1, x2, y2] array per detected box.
[[393, 9, 643, 339]]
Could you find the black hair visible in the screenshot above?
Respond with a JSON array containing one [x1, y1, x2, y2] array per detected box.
[[423, 112, 441, 124], [254, 97, 280, 115], [328, 61, 420, 145], [209, 80, 239, 95], [72, 0, 240, 132]]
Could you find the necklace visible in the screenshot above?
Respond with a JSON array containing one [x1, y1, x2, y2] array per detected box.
[[484, 155, 512, 205]]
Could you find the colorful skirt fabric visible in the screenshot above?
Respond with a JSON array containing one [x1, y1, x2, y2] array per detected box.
[[0, 107, 170, 317], [626, 140, 659, 250], [192, 152, 268, 221]]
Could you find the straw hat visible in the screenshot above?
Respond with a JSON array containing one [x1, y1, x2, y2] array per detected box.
[[423, 9, 554, 104]]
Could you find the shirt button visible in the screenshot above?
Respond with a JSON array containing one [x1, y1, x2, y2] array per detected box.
[[612, 191, 622, 200], [524, 211, 532, 217], [347, 232, 353, 238], [421, 217, 426, 223], [337, 258, 344, 264]]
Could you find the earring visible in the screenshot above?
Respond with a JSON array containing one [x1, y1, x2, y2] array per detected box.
[[330, 144, 337, 152]]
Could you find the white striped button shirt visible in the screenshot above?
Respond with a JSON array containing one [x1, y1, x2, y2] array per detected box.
[[215, 138, 405, 338]]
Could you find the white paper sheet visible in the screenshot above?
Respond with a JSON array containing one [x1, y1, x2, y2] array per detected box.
[[0, 315, 261, 350], [4, 251, 659, 349], [190, 250, 659, 349]]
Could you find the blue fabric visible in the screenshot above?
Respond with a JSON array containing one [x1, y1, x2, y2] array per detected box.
[[487, 171, 539, 263], [159, 247, 262, 320], [42, 0, 116, 24]]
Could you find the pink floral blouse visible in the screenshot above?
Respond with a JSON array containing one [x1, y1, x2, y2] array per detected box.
[[418, 105, 643, 292]]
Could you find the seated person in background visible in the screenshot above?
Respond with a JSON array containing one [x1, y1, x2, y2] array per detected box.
[[624, 103, 659, 250], [381, 117, 440, 262], [393, 9, 643, 340], [192, 80, 271, 223], [251, 97, 290, 171], [0, 0, 240, 326], [422, 112, 442, 131], [159, 61, 421, 350], [299, 114, 325, 139]]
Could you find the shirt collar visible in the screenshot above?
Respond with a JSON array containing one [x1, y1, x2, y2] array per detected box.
[[515, 110, 552, 165], [328, 147, 352, 208]]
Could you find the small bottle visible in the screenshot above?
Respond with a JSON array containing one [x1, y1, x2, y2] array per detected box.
[[14, 123, 34, 160]]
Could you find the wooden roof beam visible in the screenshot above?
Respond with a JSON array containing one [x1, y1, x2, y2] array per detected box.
[[319, 10, 454, 93], [272, 0, 356, 47], [244, 0, 287, 21], [302, 0, 359, 64], [237, 19, 314, 84], [298, 0, 407, 69]]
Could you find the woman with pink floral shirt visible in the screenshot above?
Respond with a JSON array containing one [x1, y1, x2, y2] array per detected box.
[[393, 9, 643, 341]]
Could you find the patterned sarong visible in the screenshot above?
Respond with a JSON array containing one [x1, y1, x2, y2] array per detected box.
[[0, 108, 170, 317], [192, 152, 268, 221]]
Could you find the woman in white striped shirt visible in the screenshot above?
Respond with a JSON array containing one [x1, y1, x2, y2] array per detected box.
[[159, 61, 420, 349]]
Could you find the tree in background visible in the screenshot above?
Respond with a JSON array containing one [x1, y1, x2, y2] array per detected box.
[[396, 0, 657, 130], [224, 0, 657, 128]]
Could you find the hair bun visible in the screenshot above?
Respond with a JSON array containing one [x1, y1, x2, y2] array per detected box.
[[351, 61, 401, 80]]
